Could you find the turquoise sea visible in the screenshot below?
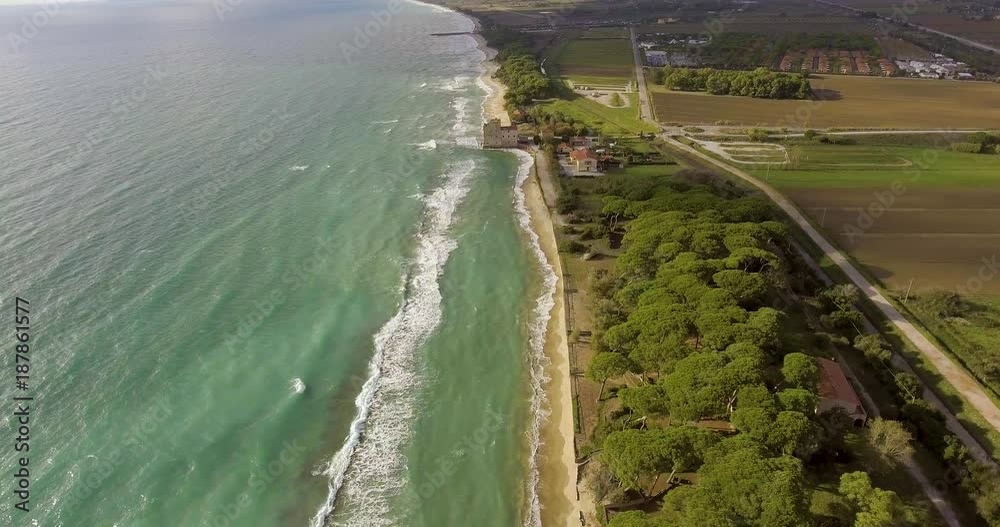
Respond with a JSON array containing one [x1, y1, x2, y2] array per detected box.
[[0, 1, 550, 525]]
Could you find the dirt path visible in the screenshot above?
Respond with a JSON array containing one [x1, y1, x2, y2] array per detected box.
[[662, 135, 1000, 450]]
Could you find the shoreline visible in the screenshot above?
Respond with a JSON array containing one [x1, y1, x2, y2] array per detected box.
[[468, 17, 583, 527]]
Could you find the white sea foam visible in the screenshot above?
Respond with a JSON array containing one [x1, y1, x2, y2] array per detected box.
[[309, 159, 478, 527], [455, 136, 480, 148], [451, 97, 472, 134], [440, 75, 471, 92], [411, 140, 437, 151], [289, 165, 309, 171], [509, 149, 556, 527], [403, 0, 454, 12], [372, 119, 399, 124], [290, 378, 306, 394]]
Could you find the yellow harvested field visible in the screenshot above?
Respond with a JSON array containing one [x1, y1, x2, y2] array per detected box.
[[652, 75, 1000, 129]]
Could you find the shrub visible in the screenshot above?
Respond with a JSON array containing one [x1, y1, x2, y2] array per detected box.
[[556, 191, 581, 214], [951, 142, 984, 154], [746, 128, 769, 142], [916, 290, 965, 318], [803, 129, 818, 140], [560, 240, 587, 253], [580, 224, 609, 240]]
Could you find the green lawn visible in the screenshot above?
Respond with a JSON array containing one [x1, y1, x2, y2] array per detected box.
[[539, 95, 658, 135]]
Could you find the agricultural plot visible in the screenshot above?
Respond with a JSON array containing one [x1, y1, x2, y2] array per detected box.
[[834, 0, 1000, 47], [550, 31, 635, 85], [652, 75, 1000, 128], [745, 142, 1000, 293]]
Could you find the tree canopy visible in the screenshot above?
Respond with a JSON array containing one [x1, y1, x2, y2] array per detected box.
[[662, 67, 812, 99]]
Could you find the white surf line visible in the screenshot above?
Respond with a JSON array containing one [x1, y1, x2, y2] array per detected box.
[[308, 160, 477, 527], [510, 149, 557, 527]]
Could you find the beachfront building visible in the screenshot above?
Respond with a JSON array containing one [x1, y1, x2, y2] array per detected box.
[[815, 357, 868, 427], [570, 149, 600, 175], [482, 118, 519, 149]]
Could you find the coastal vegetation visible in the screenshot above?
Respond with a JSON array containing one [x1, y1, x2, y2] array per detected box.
[[495, 50, 552, 111], [661, 67, 813, 100], [551, 168, 990, 525]]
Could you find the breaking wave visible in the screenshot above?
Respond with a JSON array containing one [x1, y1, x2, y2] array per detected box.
[[510, 149, 556, 527], [308, 159, 478, 527]]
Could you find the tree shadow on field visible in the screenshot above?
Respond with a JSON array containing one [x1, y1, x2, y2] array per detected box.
[[812, 89, 843, 101]]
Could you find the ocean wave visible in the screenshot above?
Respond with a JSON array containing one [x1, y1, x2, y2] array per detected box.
[[290, 378, 306, 394], [440, 75, 471, 92], [309, 159, 478, 527], [289, 165, 309, 171], [509, 149, 556, 527], [371, 119, 399, 125], [411, 140, 437, 151]]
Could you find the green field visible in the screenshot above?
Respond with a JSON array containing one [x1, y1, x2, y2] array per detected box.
[[760, 144, 1000, 189], [738, 139, 1000, 398], [549, 30, 634, 84], [539, 94, 658, 135]]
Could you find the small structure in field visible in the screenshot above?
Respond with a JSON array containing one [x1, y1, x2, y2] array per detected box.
[[482, 118, 519, 148], [815, 357, 868, 427]]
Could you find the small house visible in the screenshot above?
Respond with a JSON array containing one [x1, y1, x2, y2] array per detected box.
[[570, 149, 600, 174], [815, 357, 868, 427]]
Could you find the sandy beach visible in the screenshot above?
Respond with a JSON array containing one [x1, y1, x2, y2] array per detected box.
[[472, 34, 512, 127], [471, 22, 583, 527]]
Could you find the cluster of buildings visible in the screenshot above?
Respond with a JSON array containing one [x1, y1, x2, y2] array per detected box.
[[556, 136, 611, 176], [894, 54, 973, 79], [640, 35, 710, 67], [554, 136, 668, 177], [779, 49, 889, 76]]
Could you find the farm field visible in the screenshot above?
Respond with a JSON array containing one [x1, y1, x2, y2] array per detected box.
[[833, 0, 1000, 46], [911, 15, 1000, 47], [744, 142, 1000, 294], [652, 75, 1000, 128], [549, 29, 634, 85]]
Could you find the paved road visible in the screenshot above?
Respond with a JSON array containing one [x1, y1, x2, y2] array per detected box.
[[628, 27, 654, 123]]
